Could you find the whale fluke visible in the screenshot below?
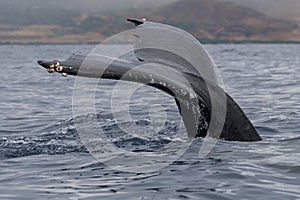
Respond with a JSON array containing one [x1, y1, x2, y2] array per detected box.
[[37, 19, 262, 142]]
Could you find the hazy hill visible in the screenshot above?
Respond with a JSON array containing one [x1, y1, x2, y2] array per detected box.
[[0, 0, 299, 43], [0, 0, 178, 25], [221, 0, 300, 23], [126, 0, 300, 42]]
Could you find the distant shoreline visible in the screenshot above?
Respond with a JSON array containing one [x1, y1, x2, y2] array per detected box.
[[1, 40, 300, 45]]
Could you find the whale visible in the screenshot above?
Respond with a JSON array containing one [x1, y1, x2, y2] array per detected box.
[[38, 19, 262, 142]]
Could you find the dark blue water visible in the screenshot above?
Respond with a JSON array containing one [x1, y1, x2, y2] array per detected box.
[[0, 44, 299, 199]]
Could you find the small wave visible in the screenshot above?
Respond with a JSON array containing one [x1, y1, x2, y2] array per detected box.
[[0, 126, 87, 160], [279, 136, 300, 143], [255, 126, 279, 134], [0, 112, 185, 160]]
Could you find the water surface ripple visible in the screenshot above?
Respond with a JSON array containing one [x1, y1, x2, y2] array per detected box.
[[0, 44, 299, 199]]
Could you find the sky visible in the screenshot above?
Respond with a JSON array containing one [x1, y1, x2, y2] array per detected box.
[[1, 0, 179, 13], [53, 0, 179, 12], [2, 0, 298, 19]]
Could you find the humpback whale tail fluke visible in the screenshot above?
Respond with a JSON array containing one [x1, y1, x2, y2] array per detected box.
[[37, 19, 262, 142]]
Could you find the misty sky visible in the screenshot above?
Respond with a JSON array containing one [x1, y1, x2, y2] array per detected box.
[[2, 0, 179, 13], [2, 0, 299, 18], [56, 0, 179, 12]]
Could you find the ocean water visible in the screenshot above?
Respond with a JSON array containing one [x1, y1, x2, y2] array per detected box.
[[0, 44, 299, 199]]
